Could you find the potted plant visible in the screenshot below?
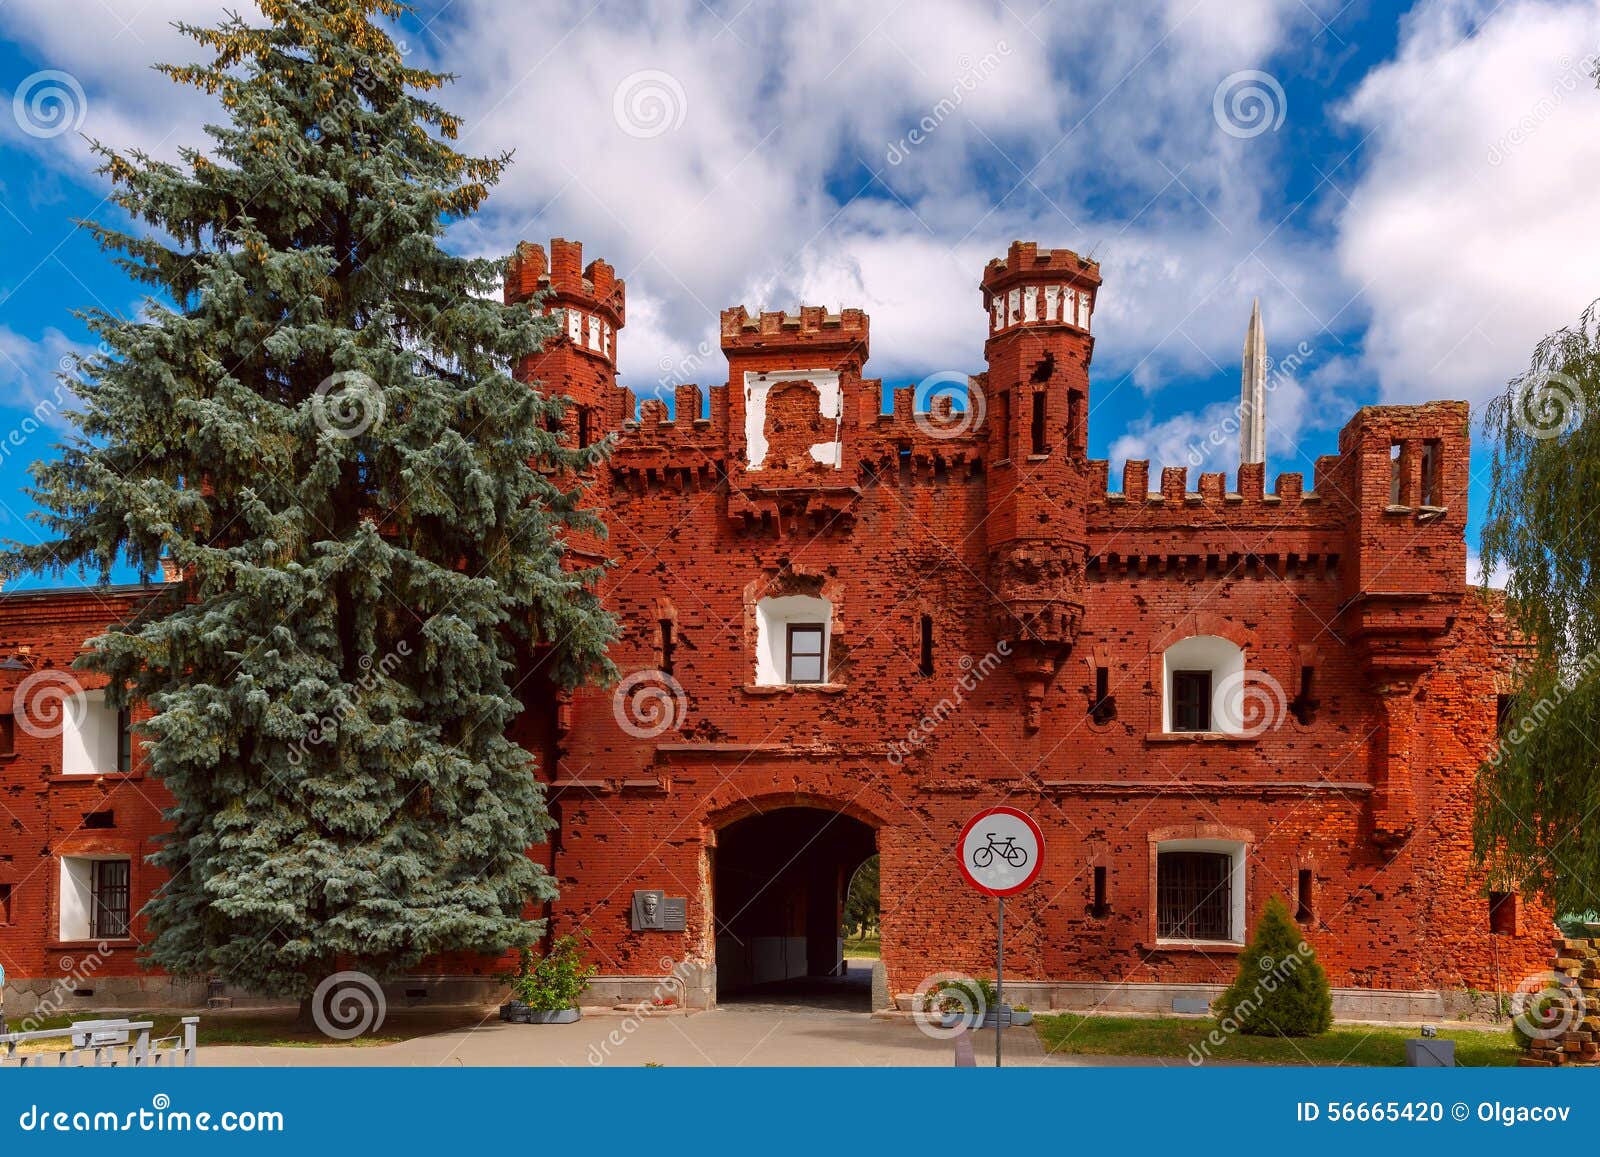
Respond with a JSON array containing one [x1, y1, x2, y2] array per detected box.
[[500, 936, 597, 1024], [929, 977, 1006, 1028], [1010, 1003, 1033, 1027]]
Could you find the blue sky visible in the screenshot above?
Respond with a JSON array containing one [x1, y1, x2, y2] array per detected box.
[[1, 0, 1598, 589]]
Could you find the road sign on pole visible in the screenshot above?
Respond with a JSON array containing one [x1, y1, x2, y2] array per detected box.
[[957, 806, 1044, 1067], [958, 806, 1043, 896]]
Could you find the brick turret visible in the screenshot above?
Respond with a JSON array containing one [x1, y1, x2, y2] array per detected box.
[[505, 237, 626, 459], [980, 241, 1101, 729], [1323, 401, 1470, 843]]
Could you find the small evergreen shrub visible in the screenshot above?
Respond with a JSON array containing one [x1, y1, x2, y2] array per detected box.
[[928, 976, 996, 1018], [1214, 897, 1333, 1036]]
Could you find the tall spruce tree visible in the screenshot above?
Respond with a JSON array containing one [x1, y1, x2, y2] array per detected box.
[[1474, 297, 1600, 917], [3, 0, 615, 1009]]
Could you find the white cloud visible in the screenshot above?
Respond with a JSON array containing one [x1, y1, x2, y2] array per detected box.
[[0, 324, 88, 426], [0, 0, 1452, 436], [0, 0, 1337, 402], [1467, 550, 1512, 589], [1336, 0, 1600, 408], [0, 0, 241, 162]]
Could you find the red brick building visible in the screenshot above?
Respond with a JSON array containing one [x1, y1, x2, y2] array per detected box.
[[0, 238, 1548, 1020]]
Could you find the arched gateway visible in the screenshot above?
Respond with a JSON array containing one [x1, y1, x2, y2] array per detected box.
[[710, 806, 877, 1005]]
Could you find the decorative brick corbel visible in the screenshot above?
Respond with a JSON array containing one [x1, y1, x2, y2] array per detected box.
[[1013, 645, 1061, 732]]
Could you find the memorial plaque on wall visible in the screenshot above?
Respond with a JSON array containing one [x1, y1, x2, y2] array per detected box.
[[659, 897, 687, 932], [632, 890, 665, 930], [631, 890, 687, 931]]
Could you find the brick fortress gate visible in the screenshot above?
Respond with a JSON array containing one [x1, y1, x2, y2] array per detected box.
[[0, 238, 1551, 1020]]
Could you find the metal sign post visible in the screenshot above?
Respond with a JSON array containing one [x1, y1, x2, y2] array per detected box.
[[995, 896, 1004, 1066], [956, 806, 1043, 1069]]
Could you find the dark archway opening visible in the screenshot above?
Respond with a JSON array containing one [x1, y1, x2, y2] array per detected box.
[[713, 807, 877, 1008]]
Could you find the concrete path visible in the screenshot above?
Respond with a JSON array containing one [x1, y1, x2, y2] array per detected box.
[[200, 1004, 1071, 1068], [198, 963, 1170, 1068]]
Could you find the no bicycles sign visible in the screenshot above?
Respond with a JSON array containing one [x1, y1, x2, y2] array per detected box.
[[957, 805, 1044, 896]]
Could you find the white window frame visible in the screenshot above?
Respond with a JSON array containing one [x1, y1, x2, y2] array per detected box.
[[755, 595, 832, 686], [1154, 838, 1247, 946], [61, 689, 123, 775], [1162, 635, 1246, 733], [58, 854, 132, 942]]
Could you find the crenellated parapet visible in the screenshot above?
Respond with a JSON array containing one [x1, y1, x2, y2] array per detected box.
[[506, 238, 625, 366], [1085, 457, 1348, 565], [719, 306, 869, 365], [607, 383, 732, 498], [981, 241, 1100, 341]]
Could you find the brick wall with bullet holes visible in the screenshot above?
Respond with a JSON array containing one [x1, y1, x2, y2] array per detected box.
[[0, 238, 1552, 1014], [0, 586, 188, 1003]]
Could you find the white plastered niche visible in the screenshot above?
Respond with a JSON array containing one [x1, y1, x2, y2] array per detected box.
[[742, 370, 843, 470]]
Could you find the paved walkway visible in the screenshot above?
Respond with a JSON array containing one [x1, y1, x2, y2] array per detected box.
[[200, 966, 1086, 1068], [201, 1004, 1068, 1068]]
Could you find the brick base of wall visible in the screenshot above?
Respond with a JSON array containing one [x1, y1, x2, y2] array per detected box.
[[2, 976, 212, 1020], [892, 981, 1454, 1023]]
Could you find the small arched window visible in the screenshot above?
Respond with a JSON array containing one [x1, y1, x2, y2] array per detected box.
[[1162, 635, 1245, 733]]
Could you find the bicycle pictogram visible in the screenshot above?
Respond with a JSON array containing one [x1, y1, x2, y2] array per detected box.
[[970, 831, 1029, 870]]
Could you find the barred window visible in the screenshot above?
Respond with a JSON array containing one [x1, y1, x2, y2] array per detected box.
[[91, 859, 130, 939], [1157, 850, 1232, 941]]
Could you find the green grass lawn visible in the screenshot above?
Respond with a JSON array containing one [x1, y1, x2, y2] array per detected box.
[[6, 1008, 491, 1053], [1035, 1013, 1521, 1066], [843, 936, 881, 959]]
